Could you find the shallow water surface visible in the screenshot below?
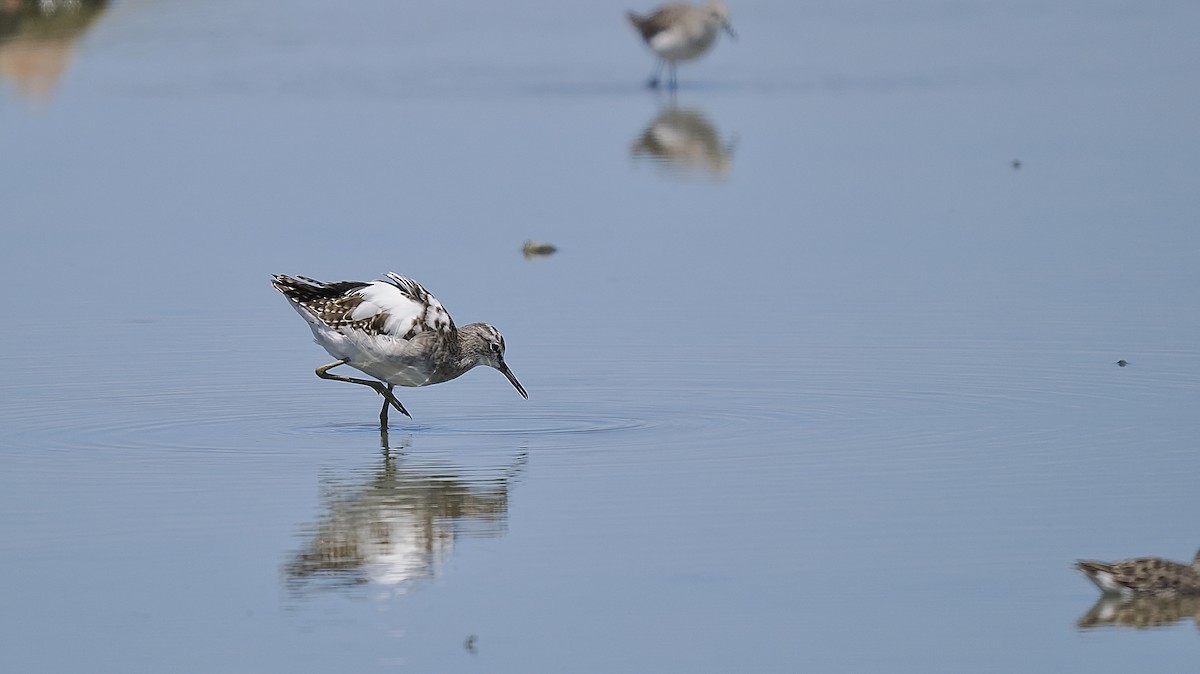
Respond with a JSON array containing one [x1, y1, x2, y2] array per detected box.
[[2, 0, 1200, 671]]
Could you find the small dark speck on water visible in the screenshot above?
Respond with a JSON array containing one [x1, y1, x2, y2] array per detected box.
[[523, 240, 558, 259], [464, 634, 478, 654], [1011, 159, 1022, 170], [1117, 360, 1128, 367]]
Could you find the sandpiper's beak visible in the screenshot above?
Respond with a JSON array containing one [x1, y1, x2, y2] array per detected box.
[[499, 361, 528, 399], [723, 22, 737, 40]]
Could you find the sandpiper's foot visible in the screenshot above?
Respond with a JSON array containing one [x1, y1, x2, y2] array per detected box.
[[376, 384, 410, 419]]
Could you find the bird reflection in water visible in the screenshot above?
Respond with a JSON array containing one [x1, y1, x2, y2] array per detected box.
[[0, 0, 108, 101], [1077, 594, 1200, 631], [285, 434, 526, 594], [631, 105, 734, 178]]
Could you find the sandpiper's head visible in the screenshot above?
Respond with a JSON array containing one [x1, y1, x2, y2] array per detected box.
[[465, 323, 528, 399], [706, 1, 735, 39]]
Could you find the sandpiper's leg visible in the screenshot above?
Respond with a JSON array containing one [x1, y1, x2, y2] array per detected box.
[[647, 59, 664, 89], [315, 360, 411, 419], [667, 63, 678, 90], [378, 385, 395, 428]]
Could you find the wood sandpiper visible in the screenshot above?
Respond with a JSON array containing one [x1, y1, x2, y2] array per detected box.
[[272, 273, 527, 427]]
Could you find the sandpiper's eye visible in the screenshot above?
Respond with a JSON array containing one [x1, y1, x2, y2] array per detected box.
[[490, 342, 501, 354]]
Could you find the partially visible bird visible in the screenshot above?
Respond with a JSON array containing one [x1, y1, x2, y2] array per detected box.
[[1076, 548, 1200, 598], [628, 1, 735, 90], [272, 273, 527, 427]]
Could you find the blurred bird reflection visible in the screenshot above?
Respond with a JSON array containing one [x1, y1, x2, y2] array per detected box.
[[0, 0, 108, 101], [630, 104, 734, 178], [286, 437, 525, 594], [1077, 594, 1200, 630]]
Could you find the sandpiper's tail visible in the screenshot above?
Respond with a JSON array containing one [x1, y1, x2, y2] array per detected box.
[[271, 274, 375, 330], [271, 274, 367, 303], [627, 11, 654, 39], [1076, 560, 1127, 595], [1076, 560, 1114, 578]]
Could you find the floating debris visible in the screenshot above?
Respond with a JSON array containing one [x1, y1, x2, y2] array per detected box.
[[1116, 359, 1128, 367], [464, 635, 478, 654], [522, 240, 557, 259], [1011, 159, 1022, 170]]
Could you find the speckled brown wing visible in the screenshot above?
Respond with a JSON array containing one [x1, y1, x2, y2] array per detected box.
[[628, 4, 688, 41], [272, 275, 378, 332], [1079, 558, 1200, 597], [272, 273, 456, 340]]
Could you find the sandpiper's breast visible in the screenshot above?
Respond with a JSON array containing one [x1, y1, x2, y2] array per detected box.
[[358, 359, 438, 388], [655, 27, 717, 62]]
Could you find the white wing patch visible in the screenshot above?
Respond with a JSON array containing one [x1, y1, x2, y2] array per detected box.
[[1090, 570, 1132, 596], [649, 27, 687, 55], [348, 274, 455, 340]]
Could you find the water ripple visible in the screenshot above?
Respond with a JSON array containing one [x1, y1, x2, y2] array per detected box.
[[289, 412, 653, 438]]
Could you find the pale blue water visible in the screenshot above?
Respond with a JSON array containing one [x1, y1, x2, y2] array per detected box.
[[3, 0, 1200, 671]]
